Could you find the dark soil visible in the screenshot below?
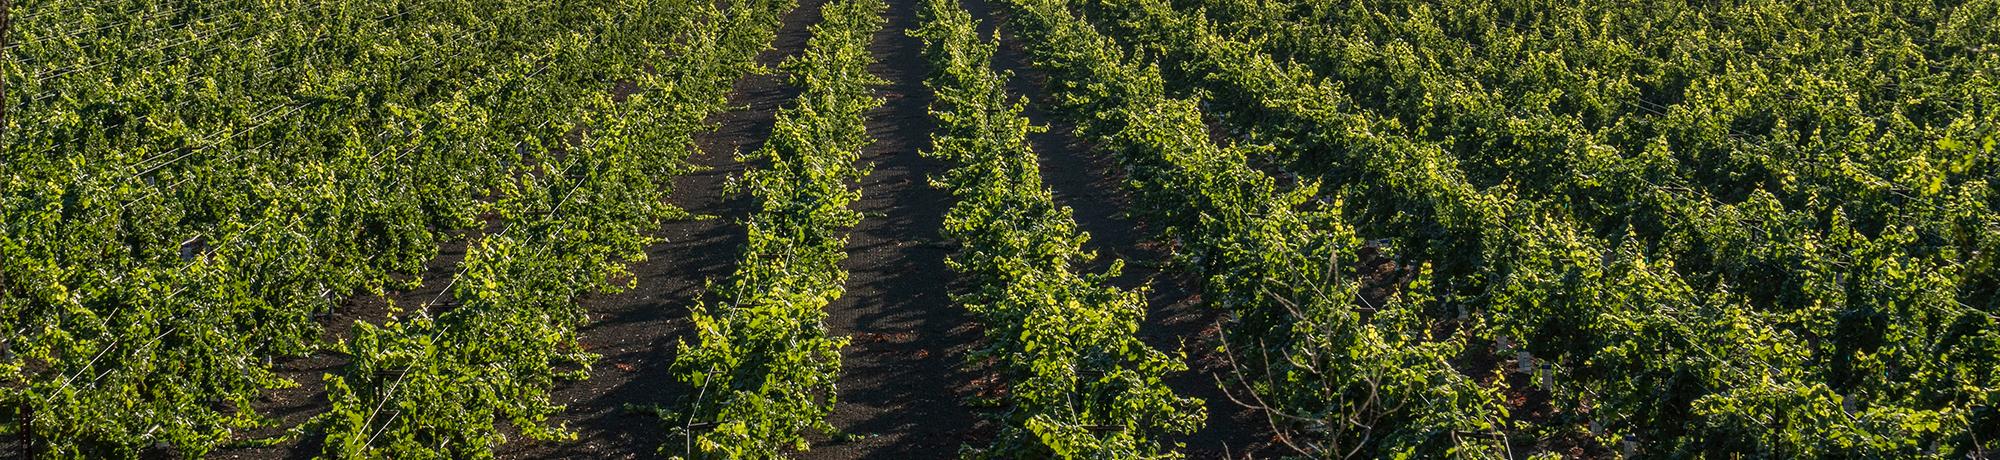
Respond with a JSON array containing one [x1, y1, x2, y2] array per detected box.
[[499, 0, 831, 456], [796, 0, 987, 455]]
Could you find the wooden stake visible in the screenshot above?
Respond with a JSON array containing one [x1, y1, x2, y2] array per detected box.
[[18, 402, 31, 460]]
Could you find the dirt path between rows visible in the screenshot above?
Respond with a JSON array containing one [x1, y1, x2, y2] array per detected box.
[[799, 0, 987, 456], [499, 0, 831, 457], [806, 0, 1279, 455]]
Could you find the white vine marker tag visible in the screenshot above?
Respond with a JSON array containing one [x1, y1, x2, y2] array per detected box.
[[1517, 351, 1534, 374]]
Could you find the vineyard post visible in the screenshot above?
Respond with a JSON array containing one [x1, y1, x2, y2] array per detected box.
[[16, 402, 29, 459]]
